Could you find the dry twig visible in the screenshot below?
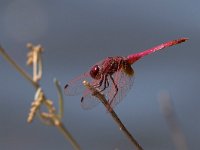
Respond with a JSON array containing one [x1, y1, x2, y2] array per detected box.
[[83, 80, 143, 150], [0, 45, 80, 150], [158, 90, 188, 150]]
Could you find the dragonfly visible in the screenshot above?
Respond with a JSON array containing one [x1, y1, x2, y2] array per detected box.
[[64, 38, 188, 109]]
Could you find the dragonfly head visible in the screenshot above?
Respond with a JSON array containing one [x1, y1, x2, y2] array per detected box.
[[90, 65, 101, 80]]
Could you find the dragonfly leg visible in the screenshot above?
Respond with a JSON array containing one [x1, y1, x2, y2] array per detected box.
[[93, 75, 104, 88], [106, 77, 109, 87], [109, 75, 118, 106], [99, 75, 109, 92]]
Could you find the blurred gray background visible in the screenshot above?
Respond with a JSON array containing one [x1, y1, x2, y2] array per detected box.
[[0, 0, 199, 150]]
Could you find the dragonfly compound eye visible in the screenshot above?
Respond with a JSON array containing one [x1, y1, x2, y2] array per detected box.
[[90, 65, 100, 79]]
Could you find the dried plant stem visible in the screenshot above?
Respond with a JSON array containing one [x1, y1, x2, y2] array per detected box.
[[83, 80, 143, 150], [158, 91, 188, 150], [0, 46, 39, 89], [54, 79, 64, 119], [0, 45, 81, 150], [57, 122, 81, 150], [39, 109, 81, 150]]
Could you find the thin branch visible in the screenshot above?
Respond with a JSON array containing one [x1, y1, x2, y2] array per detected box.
[[54, 78, 64, 119], [0, 46, 39, 89], [83, 80, 143, 150], [0, 45, 81, 150], [39, 111, 81, 150], [26, 43, 43, 82], [158, 91, 188, 150], [57, 122, 81, 150]]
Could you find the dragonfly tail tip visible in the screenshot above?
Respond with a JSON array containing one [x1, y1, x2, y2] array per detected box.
[[179, 37, 189, 43]]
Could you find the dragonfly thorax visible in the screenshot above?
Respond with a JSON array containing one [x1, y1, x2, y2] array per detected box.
[[105, 57, 121, 74], [89, 56, 134, 80], [89, 57, 124, 79]]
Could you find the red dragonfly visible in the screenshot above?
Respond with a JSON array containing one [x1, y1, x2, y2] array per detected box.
[[64, 38, 188, 109]]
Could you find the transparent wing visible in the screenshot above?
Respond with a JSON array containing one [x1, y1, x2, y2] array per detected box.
[[64, 72, 101, 110], [81, 80, 100, 109], [108, 68, 135, 108], [64, 72, 91, 96], [81, 69, 134, 110], [80, 88, 100, 110], [78, 59, 108, 109], [64, 58, 133, 110], [65, 59, 107, 109]]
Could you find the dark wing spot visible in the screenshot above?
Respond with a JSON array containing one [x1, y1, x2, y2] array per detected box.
[[64, 84, 68, 89], [81, 97, 84, 103]]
